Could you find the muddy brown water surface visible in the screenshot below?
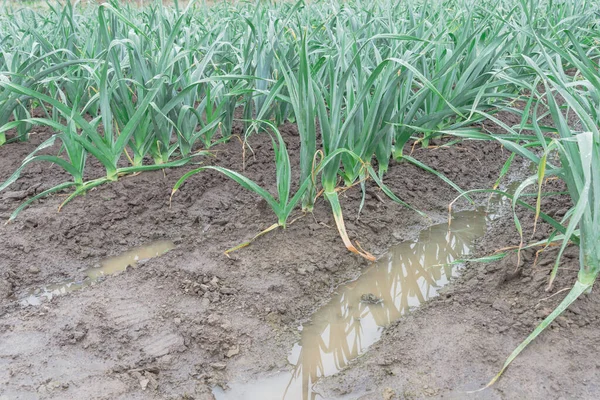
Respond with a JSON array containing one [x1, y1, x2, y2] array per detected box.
[[214, 211, 489, 400], [20, 240, 175, 306], [1, 117, 599, 400]]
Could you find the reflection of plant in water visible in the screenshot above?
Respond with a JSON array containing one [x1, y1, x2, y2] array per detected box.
[[285, 211, 487, 400]]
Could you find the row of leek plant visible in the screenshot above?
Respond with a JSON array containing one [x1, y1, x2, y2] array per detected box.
[[1, 0, 597, 262], [171, 0, 520, 260], [442, 15, 600, 385], [1, 0, 593, 146], [0, 0, 238, 220], [0, 1, 100, 145], [484, 31, 600, 387]]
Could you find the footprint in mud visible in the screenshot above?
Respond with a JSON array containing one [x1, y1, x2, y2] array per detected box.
[[108, 299, 154, 330], [141, 331, 186, 358]]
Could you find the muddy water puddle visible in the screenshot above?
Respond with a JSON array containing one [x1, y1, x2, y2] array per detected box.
[[20, 240, 175, 306], [214, 210, 491, 400]]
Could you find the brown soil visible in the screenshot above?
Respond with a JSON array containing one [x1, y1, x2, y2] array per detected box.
[[0, 117, 597, 399]]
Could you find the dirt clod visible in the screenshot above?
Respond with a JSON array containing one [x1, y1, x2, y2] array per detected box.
[[28, 266, 41, 274], [225, 346, 239, 358], [383, 387, 396, 400]]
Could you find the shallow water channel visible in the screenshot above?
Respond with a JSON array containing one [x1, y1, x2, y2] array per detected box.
[[20, 240, 175, 306], [214, 210, 491, 400]]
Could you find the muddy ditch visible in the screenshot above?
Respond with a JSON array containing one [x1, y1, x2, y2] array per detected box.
[[0, 120, 598, 399]]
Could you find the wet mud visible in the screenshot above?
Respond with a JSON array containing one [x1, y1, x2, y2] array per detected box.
[[1, 118, 598, 399]]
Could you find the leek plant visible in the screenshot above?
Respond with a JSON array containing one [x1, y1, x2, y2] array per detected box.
[[314, 50, 419, 260], [469, 32, 600, 386], [172, 121, 312, 253], [276, 32, 318, 212], [0, 34, 92, 144], [0, 66, 202, 219], [310, 6, 476, 259], [99, 1, 200, 165], [392, 6, 513, 157], [0, 117, 86, 221]]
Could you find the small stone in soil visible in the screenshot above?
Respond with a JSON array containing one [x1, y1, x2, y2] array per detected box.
[[200, 284, 210, 292], [492, 299, 510, 313], [4, 190, 28, 200], [140, 378, 150, 390], [361, 293, 383, 304], [0, 280, 13, 298], [225, 346, 239, 358], [220, 320, 232, 331], [28, 266, 41, 274], [383, 387, 396, 400], [220, 287, 236, 295]]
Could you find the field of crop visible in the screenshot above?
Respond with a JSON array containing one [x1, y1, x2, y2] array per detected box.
[[1, 0, 599, 399]]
